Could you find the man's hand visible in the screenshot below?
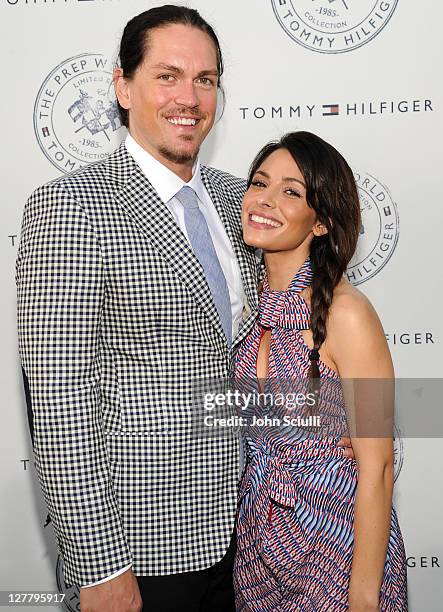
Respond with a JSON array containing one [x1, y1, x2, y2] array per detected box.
[[80, 568, 142, 612], [338, 436, 355, 459]]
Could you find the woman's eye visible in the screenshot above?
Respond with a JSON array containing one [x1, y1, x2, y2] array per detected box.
[[251, 180, 266, 188], [285, 188, 301, 198]]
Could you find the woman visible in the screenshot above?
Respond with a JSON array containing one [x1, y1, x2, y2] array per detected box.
[[233, 132, 407, 611]]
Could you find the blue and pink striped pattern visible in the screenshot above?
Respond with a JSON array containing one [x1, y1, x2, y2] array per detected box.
[[233, 259, 407, 611]]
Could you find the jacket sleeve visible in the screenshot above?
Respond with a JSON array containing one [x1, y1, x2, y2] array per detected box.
[[16, 182, 133, 586]]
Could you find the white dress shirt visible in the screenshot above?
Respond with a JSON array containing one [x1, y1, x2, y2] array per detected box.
[[83, 134, 245, 588]]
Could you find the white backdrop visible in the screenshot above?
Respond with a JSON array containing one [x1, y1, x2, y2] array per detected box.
[[1, 1, 442, 610]]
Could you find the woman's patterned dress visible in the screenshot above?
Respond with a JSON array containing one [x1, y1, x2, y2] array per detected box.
[[233, 259, 407, 611]]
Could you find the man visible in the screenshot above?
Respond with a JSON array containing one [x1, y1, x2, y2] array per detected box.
[[16, 6, 352, 611]]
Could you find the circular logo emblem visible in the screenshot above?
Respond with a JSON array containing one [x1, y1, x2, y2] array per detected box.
[[34, 53, 124, 174], [271, 1, 398, 53], [56, 556, 80, 612], [393, 425, 404, 482], [346, 171, 399, 286]]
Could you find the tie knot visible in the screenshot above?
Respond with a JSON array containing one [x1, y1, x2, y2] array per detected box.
[[176, 186, 199, 209]]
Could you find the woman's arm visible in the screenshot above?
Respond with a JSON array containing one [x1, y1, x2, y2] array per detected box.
[[326, 286, 395, 611]]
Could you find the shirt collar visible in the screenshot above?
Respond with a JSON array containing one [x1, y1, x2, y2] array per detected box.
[[125, 133, 206, 204]]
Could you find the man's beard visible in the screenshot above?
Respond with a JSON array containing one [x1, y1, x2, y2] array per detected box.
[[159, 137, 198, 166]]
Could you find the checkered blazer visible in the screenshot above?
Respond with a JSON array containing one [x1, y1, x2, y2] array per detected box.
[[16, 143, 259, 586]]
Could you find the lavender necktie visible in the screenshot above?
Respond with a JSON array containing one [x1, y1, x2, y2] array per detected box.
[[176, 186, 232, 345]]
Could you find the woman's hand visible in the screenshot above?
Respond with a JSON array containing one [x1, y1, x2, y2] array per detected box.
[[337, 436, 355, 459]]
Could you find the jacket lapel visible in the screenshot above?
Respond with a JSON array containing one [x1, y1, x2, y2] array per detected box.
[[107, 147, 226, 341], [200, 168, 259, 348]]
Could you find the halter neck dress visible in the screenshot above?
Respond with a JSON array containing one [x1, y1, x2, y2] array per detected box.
[[233, 259, 407, 612]]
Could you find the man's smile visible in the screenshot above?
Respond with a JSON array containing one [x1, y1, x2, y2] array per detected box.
[[166, 116, 200, 126]]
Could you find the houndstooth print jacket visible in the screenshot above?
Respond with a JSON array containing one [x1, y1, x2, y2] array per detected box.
[[16, 143, 259, 586]]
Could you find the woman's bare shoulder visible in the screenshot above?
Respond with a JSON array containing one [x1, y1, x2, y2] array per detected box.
[[331, 277, 376, 315], [327, 278, 392, 376]]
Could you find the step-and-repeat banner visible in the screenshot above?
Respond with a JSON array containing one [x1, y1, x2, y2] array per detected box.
[[1, 1, 441, 610]]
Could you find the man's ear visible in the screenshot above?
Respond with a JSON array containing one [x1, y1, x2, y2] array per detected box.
[[113, 68, 131, 110], [312, 220, 328, 237]]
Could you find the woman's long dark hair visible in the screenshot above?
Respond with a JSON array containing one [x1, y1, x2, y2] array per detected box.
[[248, 131, 361, 384]]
